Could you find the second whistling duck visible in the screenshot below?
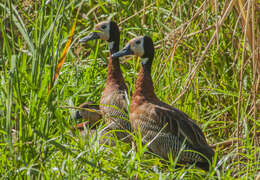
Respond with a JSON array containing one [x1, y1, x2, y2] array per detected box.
[[111, 36, 215, 170], [79, 21, 131, 143]]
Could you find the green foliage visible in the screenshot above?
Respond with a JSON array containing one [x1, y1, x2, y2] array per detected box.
[[0, 0, 259, 179]]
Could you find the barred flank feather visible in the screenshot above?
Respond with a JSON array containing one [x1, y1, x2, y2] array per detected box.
[[100, 87, 132, 143]]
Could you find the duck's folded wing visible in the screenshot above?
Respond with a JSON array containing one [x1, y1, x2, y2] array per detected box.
[[154, 105, 214, 158]]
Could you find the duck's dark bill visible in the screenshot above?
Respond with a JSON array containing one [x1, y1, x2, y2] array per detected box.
[[79, 32, 99, 42], [111, 45, 133, 58]]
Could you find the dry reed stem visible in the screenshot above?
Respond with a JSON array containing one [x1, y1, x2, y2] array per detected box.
[[237, 0, 253, 50], [184, 25, 215, 38], [118, 2, 155, 26], [250, 0, 260, 148], [236, 0, 252, 170], [214, 0, 219, 50], [142, 0, 146, 26], [172, 0, 236, 104], [86, 3, 108, 20], [235, 0, 260, 74], [154, 0, 209, 87], [210, 139, 239, 148]]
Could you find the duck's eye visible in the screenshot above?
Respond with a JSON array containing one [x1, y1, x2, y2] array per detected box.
[[136, 40, 141, 45], [101, 25, 107, 29]]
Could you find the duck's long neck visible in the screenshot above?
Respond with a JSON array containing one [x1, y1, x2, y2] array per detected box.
[[132, 58, 156, 99], [106, 39, 126, 90]]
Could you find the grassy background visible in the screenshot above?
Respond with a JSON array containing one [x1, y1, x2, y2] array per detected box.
[[1, 0, 259, 179]]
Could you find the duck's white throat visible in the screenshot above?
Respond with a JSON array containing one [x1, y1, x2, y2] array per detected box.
[[141, 57, 149, 64], [108, 41, 114, 50]]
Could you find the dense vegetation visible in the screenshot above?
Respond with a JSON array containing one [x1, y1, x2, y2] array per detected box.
[[0, 0, 259, 179]]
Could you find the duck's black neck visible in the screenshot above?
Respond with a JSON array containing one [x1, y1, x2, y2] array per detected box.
[[107, 21, 120, 55], [108, 38, 119, 54], [142, 58, 153, 74]]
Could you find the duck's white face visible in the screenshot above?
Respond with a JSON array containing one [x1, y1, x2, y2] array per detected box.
[[128, 36, 145, 57], [94, 21, 110, 41]]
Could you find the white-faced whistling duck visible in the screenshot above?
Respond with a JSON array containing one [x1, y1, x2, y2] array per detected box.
[[111, 36, 215, 170], [79, 21, 132, 143]]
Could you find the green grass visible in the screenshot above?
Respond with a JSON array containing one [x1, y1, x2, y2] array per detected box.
[[0, 0, 259, 179]]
